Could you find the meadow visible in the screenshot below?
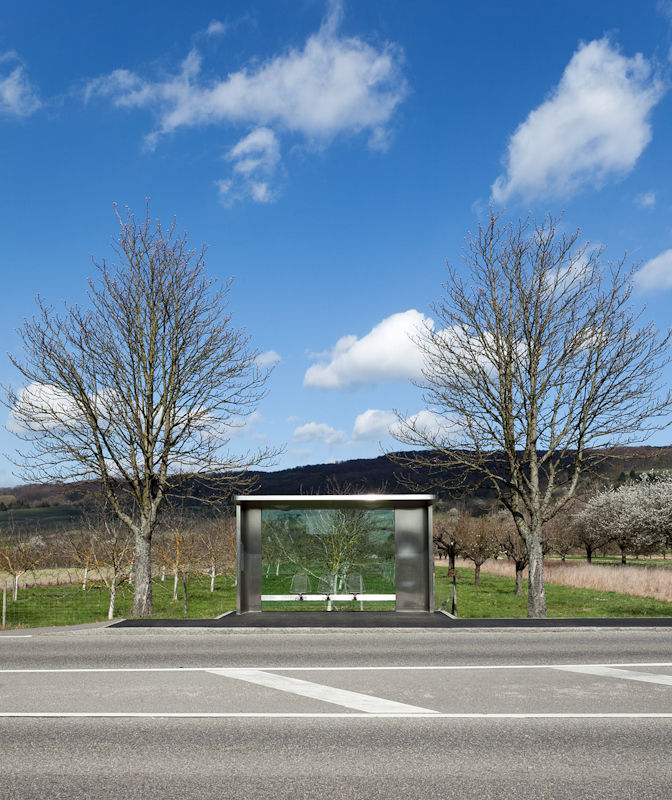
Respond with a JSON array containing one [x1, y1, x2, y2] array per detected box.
[[3, 559, 672, 628]]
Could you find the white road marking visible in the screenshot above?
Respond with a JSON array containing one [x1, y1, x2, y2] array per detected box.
[[207, 668, 438, 714], [1, 662, 672, 674], [1, 712, 672, 719], [554, 665, 672, 686], [0, 635, 32, 638]]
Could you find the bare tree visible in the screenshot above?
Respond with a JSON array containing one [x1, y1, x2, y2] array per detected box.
[[543, 512, 577, 562], [66, 532, 96, 591], [5, 205, 278, 616], [393, 212, 671, 617], [496, 512, 528, 596], [0, 536, 42, 601], [155, 512, 197, 603], [80, 508, 134, 620], [263, 508, 375, 592], [454, 512, 500, 585], [433, 512, 459, 571], [197, 515, 236, 592]]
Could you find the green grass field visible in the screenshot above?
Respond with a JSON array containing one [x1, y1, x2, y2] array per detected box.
[[435, 566, 672, 618], [0, 504, 82, 533], [3, 564, 671, 629], [3, 574, 237, 628]]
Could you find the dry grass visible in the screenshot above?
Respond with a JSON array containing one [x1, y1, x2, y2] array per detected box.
[[0, 566, 115, 589], [1, 567, 86, 589], [452, 557, 672, 604]]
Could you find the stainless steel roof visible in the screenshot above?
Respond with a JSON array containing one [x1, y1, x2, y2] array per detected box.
[[234, 494, 435, 509]]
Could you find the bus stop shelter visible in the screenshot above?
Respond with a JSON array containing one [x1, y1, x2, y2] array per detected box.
[[235, 494, 435, 614]]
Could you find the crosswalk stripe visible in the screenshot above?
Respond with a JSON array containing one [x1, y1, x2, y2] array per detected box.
[[207, 668, 439, 714], [553, 665, 672, 686]]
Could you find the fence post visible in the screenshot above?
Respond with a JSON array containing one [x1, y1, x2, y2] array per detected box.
[[2, 584, 6, 630]]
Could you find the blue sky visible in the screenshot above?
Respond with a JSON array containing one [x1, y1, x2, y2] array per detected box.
[[2, 0, 672, 486]]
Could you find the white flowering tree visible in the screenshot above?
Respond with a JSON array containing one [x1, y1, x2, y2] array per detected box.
[[574, 477, 671, 564]]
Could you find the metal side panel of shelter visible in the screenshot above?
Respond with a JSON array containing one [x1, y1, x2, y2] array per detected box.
[[235, 495, 435, 614]]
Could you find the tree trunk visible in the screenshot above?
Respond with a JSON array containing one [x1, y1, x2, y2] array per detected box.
[[327, 573, 338, 611], [621, 550, 627, 565], [515, 564, 524, 596], [132, 529, 153, 617], [182, 572, 188, 617], [82, 564, 88, 591], [108, 580, 116, 620], [474, 563, 481, 586], [526, 532, 547, 618], [173, 570, 179, 601], [586, 545, 593, 564], [13, 574, 19, 602], [210, 563, 216, 592]]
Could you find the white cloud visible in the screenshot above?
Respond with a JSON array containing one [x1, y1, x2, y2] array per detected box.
[[220, 127, 281, 203], [390, 409, 461, 444], [227, 410, 264, 437], [229, 127, 280, 174], [0, 52, 41, 117], [492, 38, 664, 203], [206, 20, 227, 37], [304, 309, 431, 389], [6, 382, 81, 434], [256, 349, 282, 367], [293, 421, 347, 445], [249, 182, 272, 203], [658, 0, 672, 23], [85, 3, 406, 201], [635, 191, 656, 209], [352, 409, 396, 440], [635, 248, 672, 290]]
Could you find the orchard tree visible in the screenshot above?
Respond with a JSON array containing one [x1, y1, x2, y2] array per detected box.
[[80, 507, 134, 620], [434, 512, 459, 570], [6, 205, 277, 616], [575, 478, 670, 564], [644, 474, 672, 555], [453, 512, 500, 585], [197, 515, 236, 592], [394, 212, 671, 617], [496, 513, 529, 596], [0, 536, 43, 601], [544, 512, 577, 562]]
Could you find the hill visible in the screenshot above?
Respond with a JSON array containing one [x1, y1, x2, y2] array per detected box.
[[2, 445, 672, 534]]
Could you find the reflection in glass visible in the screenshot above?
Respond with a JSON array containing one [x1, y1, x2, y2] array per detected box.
[[261, 508, 395, 610]]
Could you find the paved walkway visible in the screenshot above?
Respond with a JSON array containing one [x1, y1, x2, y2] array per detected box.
[[110, 612, 672, 629]]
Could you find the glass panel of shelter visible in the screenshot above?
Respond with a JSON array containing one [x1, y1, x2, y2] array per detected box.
[[261, 507, 396, 610]]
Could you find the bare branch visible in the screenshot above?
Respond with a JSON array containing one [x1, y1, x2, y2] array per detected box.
[[392, 211, 671, 617], [4, 204, 280, 615]]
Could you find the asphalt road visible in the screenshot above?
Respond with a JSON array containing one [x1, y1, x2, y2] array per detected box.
[[2, 626, 672, 799]]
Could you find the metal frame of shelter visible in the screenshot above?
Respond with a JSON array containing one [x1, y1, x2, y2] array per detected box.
[[234, 494, 436, 614]]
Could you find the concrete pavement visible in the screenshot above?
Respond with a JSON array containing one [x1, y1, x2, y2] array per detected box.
[[2, 627, 672, 799]]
